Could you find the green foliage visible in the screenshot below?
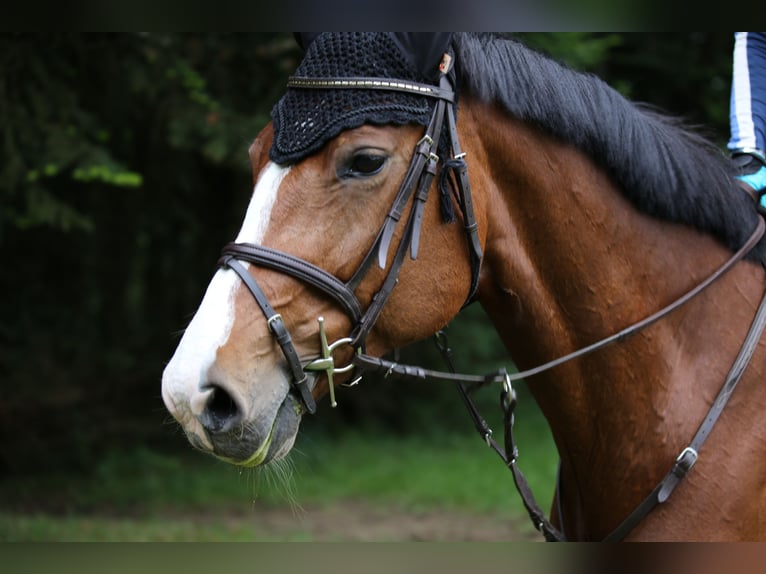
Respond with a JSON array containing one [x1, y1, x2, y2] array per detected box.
[[0, 33, 303, 475], [0, 411, 556, 540], [2, 35, 136, 234], [1, 513, 284, 542], [516, 32, 624, 71], [0, 33, 297, 238], [0, 33, 736, 482]]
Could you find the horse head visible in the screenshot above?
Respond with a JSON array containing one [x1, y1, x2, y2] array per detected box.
[[162, 33, 766, 540], [161, 33, 482, 467]]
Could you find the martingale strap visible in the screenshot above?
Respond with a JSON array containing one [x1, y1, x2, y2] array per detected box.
[[352, 214, 766, 541], [604, 282, 766, 541]]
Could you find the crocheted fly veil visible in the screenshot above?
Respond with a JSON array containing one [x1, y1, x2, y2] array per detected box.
[[270, 32, 453, 165]]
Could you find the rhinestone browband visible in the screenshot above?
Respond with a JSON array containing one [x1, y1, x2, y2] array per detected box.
[[287, 76, 455, 102]]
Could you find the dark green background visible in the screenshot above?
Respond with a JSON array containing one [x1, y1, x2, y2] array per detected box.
[[0, 33, 735, 474]]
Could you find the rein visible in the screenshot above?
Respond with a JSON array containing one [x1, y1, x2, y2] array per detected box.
[[354, 215, 766, 386], [352, 214, 766, 541], [218, 52, 766, 541]]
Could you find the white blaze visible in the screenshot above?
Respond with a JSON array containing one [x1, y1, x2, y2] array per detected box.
[[161, 163, 290, 439]]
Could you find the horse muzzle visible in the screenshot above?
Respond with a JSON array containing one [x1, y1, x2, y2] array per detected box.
[[162, 373, 305, 467]]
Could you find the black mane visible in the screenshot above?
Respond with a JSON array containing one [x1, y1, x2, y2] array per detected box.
[[453, 33, 766, 265]]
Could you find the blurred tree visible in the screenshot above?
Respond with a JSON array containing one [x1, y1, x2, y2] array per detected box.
[[0, 33, 735, 474], [0, 33, 300, 473]]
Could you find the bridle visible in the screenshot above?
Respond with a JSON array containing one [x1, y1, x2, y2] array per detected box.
[[218, 53, 766, 541], [219, 53, 482, 412]]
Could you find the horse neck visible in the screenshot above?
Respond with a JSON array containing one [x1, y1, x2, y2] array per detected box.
[[465, 101, 766, 538]]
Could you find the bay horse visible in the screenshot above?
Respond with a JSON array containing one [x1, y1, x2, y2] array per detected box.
[[161, 33, 766, 541]]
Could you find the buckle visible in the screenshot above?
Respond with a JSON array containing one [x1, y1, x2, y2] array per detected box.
[[674, 446, 698, 476], [266, 313, 283, 332]]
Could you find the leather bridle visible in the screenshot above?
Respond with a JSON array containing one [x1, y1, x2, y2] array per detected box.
[[219, 53, 482, 413], [218, 53, 766, 541]]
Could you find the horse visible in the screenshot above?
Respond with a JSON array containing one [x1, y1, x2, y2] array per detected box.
[[161, 33, 766, 541]]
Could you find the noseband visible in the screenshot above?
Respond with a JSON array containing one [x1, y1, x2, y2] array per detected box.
[[218, 54, 482, 414]]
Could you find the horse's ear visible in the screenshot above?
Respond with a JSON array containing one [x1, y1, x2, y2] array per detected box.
[[293, 32, 321, 52], [390, 33, 453, 81], [294, 33, 453, 80]]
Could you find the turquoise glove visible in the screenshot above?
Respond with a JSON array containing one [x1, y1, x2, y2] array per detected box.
[[736, 165, 766, 207]]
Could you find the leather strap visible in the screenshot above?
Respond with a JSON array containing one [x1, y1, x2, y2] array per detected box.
[[505, 216, 763, 382], [352, 353, 506, 385], [379, 98, 446, 265], [219, 64, 471, 413], [220, 243, 362, 322], [603, 283, 766, 541], [353, 214, 762, 384], [219, 256, 317, 414], [432, 332, 567, 542], [444, 102, 482, 302], [348, 80, 450, 347], [352, 215, 766, 542]]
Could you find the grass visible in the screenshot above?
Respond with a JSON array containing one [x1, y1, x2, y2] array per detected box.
[[0, 394, 557, 541], [1, 512, 314, 542], [292, 418, 556, 517]]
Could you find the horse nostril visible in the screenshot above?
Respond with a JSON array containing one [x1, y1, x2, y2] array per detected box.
[[199, 384, 242, 434]]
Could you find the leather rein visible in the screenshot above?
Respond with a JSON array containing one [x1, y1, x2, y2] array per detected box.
[[218, 55, 766, 541]]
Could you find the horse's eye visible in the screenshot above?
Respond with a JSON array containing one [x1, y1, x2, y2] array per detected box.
[[342, 153, 387, 178]]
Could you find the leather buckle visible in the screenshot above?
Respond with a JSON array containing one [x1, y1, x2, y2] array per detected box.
[[266, 313, 283, 332], [674, 446, 698, 476]]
